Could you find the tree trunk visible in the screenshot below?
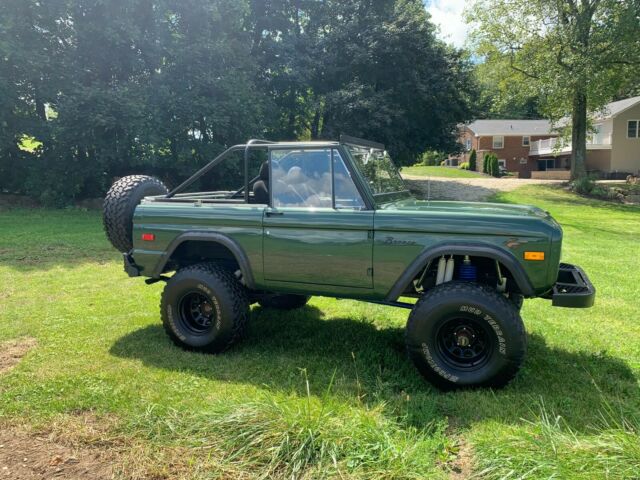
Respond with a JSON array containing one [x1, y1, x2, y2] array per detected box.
[[570, 89, 588, 179], [310, 106, 322, 139]]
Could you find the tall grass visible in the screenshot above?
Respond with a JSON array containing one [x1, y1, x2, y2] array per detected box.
[[126, 375, 451, 479]]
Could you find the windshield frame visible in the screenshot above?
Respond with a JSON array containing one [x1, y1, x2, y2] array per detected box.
[[342, 143, 413, 206]]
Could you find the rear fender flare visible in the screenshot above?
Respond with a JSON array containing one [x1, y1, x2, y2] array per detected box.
[[385, 241, 534, 301], [152, 232, 255, 288]]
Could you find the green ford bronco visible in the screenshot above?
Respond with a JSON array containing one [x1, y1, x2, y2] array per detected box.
[[103, 136, 595, 390]]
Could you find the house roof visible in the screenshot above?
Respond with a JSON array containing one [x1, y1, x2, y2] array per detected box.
[[597, 96, 640, 119], [464, 119, 554, 137]]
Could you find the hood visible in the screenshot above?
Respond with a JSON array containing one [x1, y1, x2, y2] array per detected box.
[[379, 198, 551, 219], [376, 198, 562, 240]]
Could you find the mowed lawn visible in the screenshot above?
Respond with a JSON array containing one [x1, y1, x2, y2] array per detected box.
[[1, 185, 639, 479], [401, 165, 485, 178]]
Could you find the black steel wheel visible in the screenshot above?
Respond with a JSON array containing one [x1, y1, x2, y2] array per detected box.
[[405, 282, 527, 390], [178, 291, 217, 334], [436, 317, 492, 370]]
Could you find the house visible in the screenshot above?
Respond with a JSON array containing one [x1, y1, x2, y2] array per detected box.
[[451, 96, 640, 179], [451, 119, 557, 178], [529, 96, 640, 178]]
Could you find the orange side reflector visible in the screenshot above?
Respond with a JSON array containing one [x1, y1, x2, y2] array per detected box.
[[524, 251, 545, 261], [141, 233, 155, 241]]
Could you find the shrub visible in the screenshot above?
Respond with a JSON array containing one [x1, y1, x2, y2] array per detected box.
[[420, 150, 446, 166], [482, 154, 490, 174], [571, 176, 596, 195], [469, 149, 477, 171], [494, 156, 501, 177], [458, 162, 470, 170]]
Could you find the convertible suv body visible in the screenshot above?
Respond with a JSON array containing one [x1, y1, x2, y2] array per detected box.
[[103, 136, 595, 389]]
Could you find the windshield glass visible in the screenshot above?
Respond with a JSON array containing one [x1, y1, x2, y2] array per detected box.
[[345, 144, 411, 203]]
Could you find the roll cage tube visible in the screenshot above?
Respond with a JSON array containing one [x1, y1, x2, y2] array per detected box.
[[165, 139, 276, 199]]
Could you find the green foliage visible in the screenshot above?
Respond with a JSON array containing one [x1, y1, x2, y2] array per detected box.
[[483, 153, 499, 177], [458, 162, 470, 170], [571, 176, 597, 195], [468, 149, 477, 171], [420, 150, 446, 166], [469, 0, 640, 178], [0, 0, 477, 205]]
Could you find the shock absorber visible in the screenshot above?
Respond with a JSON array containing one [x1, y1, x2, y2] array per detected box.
[[458, 255, 477, 282]]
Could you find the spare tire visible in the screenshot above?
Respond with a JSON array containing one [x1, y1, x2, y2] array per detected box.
[[103, 175, 168, 252]]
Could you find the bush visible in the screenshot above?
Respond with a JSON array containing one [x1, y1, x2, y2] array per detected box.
[[571, 176, 596, 195], [458, 162, 470, 170], [420, 150, 446, 166], [482, 154, 490, 174], [469, 149, 477, 171]]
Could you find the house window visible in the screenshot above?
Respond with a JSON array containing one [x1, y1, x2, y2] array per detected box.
[[465, 138, 472, 151], [493, 135, 504, 149], [628, 120, 639, 138], [498, 159, 506, 169], [522, 136, 530, 147]]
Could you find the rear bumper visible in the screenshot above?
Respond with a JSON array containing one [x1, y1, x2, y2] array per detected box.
[[123, 253, 141, 277], [550, 263, 595, 308]]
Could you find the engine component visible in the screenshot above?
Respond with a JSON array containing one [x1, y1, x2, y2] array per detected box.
[[459, 255, 477, 281]]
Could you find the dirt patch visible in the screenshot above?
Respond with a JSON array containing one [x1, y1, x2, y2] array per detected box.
[[0, 338, 37, 374], [0, 413, 119, 480], [403, 175, 564, 202], [448, 437, 475, 480], [0, 428, 114, 479]]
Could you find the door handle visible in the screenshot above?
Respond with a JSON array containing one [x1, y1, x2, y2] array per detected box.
[[266, 210, 284, 217]]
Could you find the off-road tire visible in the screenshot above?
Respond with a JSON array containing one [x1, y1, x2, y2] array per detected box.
[[161, 263, 249, 353], [509, 293, 524, 310], [258, 294, 311, 310], [405, 282, 526, 390], [103, 175, 168, 252]]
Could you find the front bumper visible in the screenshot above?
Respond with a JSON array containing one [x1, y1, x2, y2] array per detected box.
[[550, 263, 595, 308]]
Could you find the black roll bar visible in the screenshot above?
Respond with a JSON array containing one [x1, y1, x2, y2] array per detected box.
[[165, 139, 275, 199], [244, 139, 276, 202]]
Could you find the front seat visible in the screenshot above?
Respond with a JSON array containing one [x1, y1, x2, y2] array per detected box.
[[252, 161, 269, 204]]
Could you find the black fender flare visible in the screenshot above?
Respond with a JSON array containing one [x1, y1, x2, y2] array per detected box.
[[385, 241, 535, 301], [151, 232, 256, 288]]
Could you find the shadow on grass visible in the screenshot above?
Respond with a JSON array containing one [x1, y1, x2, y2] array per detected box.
[[110, 304, 639, 433]]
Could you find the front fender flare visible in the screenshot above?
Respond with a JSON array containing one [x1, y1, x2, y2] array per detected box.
[[385, 241, 535, 301], [151, 232, 255, 289]]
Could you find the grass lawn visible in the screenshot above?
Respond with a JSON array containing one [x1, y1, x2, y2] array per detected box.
[[401, 165, 485, 178], [1, 186, 639, 478]]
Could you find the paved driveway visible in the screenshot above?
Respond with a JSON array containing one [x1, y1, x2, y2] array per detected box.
[[402, 174, 563, 202]]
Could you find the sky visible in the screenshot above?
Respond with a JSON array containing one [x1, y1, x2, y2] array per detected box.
[[424, 0, 470, 49]]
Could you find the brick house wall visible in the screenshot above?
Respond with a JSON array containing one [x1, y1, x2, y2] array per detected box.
[[453, 129, 557, 178], [477, 135, 555, 178]]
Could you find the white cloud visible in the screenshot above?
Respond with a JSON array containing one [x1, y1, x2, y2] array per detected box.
[[425, 0, 469, 49]]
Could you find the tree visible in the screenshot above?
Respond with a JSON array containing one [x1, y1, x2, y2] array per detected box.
[[469, 149, 477, 171], [469, 0, 640, 179], [0, 0, 477, 204], [251, 0, 479, 165]]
